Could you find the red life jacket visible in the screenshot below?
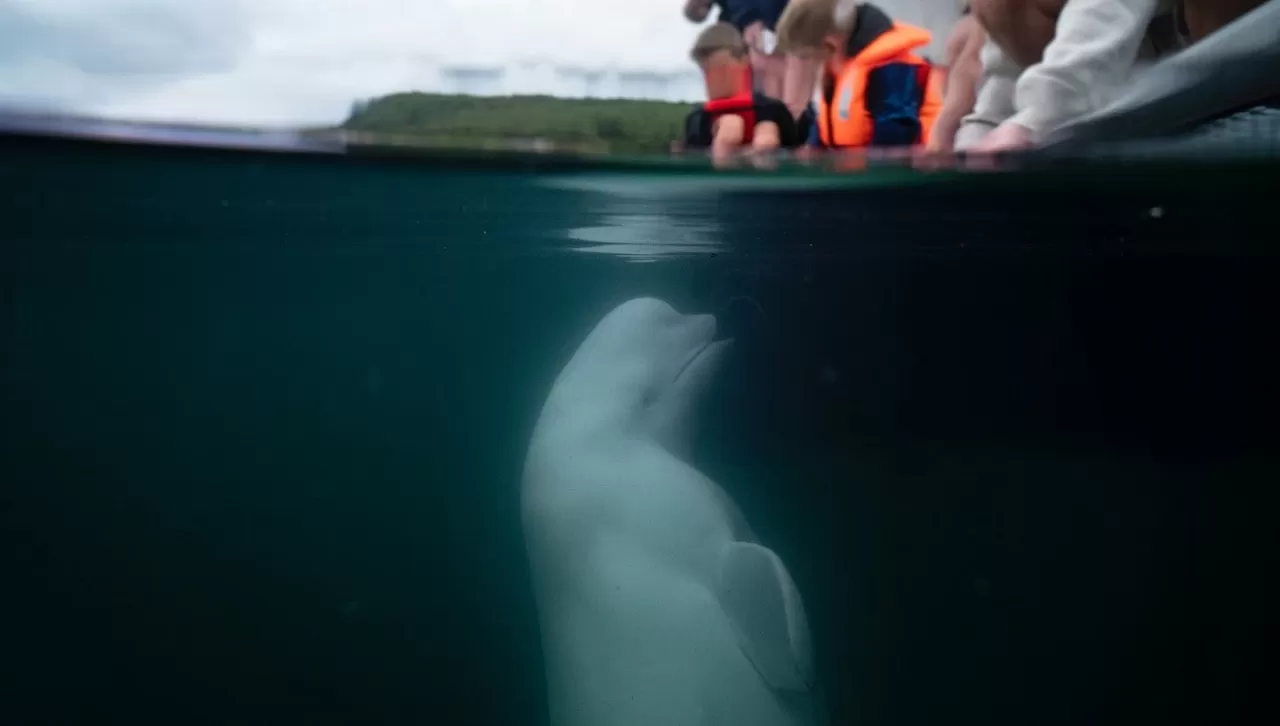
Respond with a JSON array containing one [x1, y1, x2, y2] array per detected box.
[[702, 69, 757, 143]]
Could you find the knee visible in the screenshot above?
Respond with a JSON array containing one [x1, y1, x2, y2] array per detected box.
[[971, 0, 1064, 68], [969, 0, 1016, 32]]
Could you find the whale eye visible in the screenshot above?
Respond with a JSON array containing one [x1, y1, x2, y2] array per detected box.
[[640, 386, 660, 408]]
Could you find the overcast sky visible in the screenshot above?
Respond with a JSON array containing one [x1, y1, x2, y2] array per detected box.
[[0, 0, 715, 127], [1, 1, 959, 128]]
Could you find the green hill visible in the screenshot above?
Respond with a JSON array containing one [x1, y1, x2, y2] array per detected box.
[[340, 92, 694, 154]]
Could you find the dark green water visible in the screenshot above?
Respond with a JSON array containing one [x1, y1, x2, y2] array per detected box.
[[2, 133, 1277, 726]]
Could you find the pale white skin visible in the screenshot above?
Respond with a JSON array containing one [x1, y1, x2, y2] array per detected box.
[[522, 298, 826, 726]]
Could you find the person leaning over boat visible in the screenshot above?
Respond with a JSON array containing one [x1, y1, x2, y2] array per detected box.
[[952, 0, 1196, 152], [683, 0, 823, 122], [685, 0, 789, 98], [678, 21, 806, 162], [955, 0, 1269, 152], [775, 0, 944, 149]]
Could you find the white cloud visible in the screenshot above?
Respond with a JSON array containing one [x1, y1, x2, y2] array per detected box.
[[0, 0, 250, 108], [0, 0, 707, 126], [0, 0, 961, 128]]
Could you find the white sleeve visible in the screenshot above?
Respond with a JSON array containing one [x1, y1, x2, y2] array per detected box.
[[955, 37, 1020, 150], [1009, 0, 1161, 137]]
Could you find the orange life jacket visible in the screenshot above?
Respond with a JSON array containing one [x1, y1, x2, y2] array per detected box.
[[816, 22, 944, 149]]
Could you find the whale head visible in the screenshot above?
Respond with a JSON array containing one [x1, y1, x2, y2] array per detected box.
[[537, 297, 732, 456]]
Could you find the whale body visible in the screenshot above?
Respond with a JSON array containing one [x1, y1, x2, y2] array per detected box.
[[521, 297, 826, 726]]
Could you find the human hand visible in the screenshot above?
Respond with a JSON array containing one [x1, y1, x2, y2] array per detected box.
[[747, 152, 779, 171], [925, 128, 956, 153], [793, 145, 821, 162], [971, 121, 1033, 153], [911, 145, 951, 171], [710, 144, 742, 169]]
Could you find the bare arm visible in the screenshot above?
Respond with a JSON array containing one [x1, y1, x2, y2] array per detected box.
[[684, 0, 713, 22], [751, 121, 781, 153], [711, 114, 746, 161], [1009, 0, 1161, 137], [711, 115, 746, 147], [930, 19, 986, 151]]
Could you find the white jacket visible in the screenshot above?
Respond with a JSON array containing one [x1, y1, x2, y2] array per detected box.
[[956, 0, 1184, 148]]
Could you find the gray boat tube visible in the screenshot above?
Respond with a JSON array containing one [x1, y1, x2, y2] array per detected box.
[[1040, 0, 1280, 150]]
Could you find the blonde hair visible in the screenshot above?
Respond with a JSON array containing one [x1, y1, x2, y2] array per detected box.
[[690, 22, 749, 63], [776, 0, 859, 54]]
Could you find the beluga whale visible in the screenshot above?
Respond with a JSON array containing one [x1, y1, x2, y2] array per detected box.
[[522, 297, 826, 726]]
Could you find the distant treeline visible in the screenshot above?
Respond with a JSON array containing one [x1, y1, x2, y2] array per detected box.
[[340, 93, 694, 154]]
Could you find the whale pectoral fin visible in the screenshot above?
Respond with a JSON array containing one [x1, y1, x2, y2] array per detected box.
[[717, 541, 816, 693]]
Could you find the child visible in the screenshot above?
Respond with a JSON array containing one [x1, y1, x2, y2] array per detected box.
[[775, 0, 945, 149], [681, 22, 805, 160], [683, 0, 799, 110]]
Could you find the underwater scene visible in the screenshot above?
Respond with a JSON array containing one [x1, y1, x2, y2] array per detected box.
[[2, 125, 1276, 726], [4, 3, 1280, 722]]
